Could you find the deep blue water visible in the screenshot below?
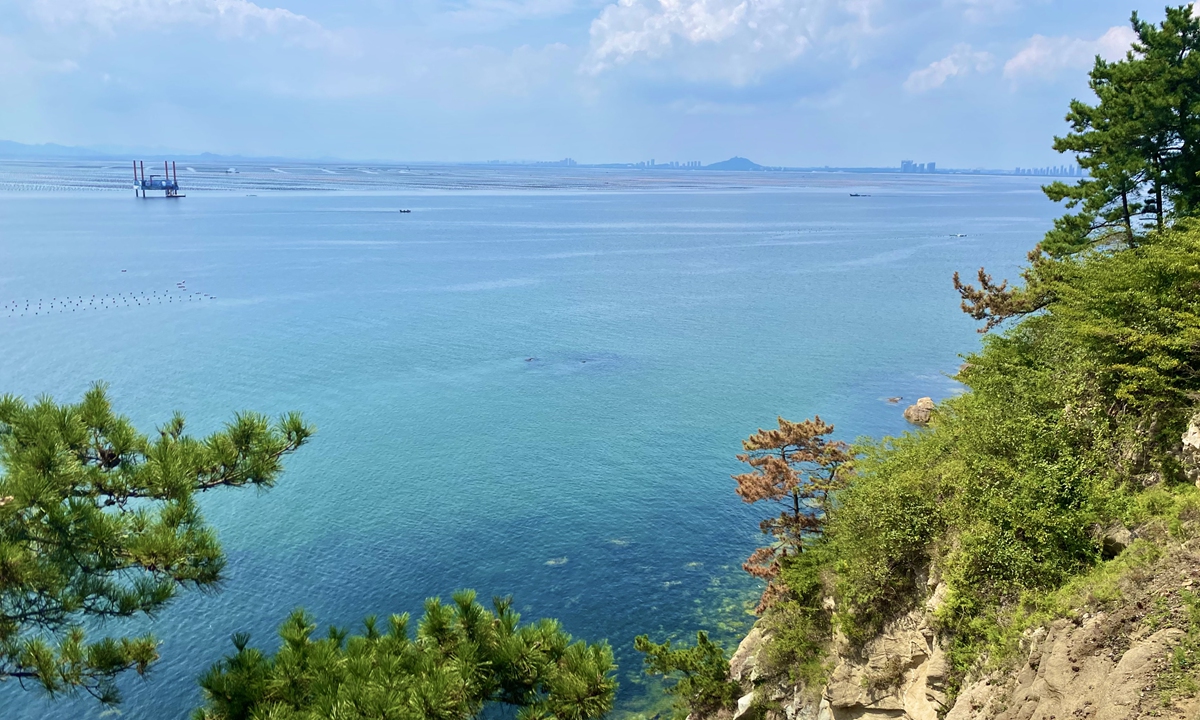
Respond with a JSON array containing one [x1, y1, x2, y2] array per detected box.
[[0, 170, 1056, 719]]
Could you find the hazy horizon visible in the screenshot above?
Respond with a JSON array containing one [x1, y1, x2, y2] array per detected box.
[[0, 1, 1189, 167], [0, 140, 1064, 169]]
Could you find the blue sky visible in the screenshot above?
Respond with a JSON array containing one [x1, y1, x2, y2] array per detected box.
[[0, 1, 1184, 165]]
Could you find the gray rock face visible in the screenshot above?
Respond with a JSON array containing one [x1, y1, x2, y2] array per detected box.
[[729, 626, 766, 686], [821, 584, 949, 720], [1183, 412, 1200, 486], [946, 621, 1185, 720], [903, 398, 936, 425], [699, 549, 1200, 720]]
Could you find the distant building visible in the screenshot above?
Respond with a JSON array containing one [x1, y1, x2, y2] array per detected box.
[[900, 160, 935, 173]]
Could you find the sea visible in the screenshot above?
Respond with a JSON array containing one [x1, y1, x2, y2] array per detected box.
[[0, 160, 1057, 719]]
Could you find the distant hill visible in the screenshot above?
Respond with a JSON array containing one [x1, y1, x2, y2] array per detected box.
[[705, 156, 764, 171], [0, 140, 365, 164], [0, 140, 102, 158]]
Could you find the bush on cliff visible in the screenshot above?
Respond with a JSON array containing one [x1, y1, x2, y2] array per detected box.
[[638, 222, 1200, 714], [771, 223, 1200, 701]]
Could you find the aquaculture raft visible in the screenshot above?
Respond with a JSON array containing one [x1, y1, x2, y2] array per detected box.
[[134, 160, 184, 198]]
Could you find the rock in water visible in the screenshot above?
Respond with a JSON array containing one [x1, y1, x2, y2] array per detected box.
[[904, 397, 936, 425]]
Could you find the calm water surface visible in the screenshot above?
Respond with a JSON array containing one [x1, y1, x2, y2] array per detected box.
[[0, 169, 1054, 718]]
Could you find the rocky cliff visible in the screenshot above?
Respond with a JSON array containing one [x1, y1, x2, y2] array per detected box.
[[711, 415, 1200, 720], [724, 549, 1198, 720]]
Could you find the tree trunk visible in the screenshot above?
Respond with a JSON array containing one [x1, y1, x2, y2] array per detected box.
[[1156, 178, 1164, 231], [1121, 188, 1135, 245]]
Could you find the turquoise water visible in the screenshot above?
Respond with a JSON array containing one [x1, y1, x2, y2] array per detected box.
[[0, 169, 1054, 718]]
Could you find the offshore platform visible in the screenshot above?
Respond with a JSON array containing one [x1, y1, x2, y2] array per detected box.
[[133, 161, 183, 198]]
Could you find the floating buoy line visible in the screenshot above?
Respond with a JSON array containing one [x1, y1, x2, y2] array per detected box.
[[3, 282, 217, 318]]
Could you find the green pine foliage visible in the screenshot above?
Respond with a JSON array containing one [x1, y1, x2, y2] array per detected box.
[[957, 6, 1200, 330], [1043, 5, 1200, 255], [632, 631, 741, 720], [194, 590, 618, 720], [0, 384, 312, 702]]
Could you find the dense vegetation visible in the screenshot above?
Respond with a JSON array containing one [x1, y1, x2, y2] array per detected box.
[[639, 5, 1200, 716], [823, 223, 1200, 687], [195, 591, 617, 720]]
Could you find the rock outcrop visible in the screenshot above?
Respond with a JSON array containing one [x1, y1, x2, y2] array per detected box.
[[821, 584, 949, 720], [1183, 412, 1200, 486], [903, 398, 935, 425], [707, 547, 1200, 720], [697, 411, 1200, 720], [948, 622, 1186, 720]]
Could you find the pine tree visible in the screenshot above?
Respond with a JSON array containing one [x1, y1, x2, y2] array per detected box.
[[956, 5, 1200, 331], [1043, 5, 1200, 255], [193, 590, 618, 720], [0, 384, 311, 703], [632, 631, 739, 720], [732, 416, 850, 610]]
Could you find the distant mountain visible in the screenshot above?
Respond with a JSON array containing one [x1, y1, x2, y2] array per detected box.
[[0, 140, 364, 164], [705, 156, 764, 171], [0, 140, 103, 158]]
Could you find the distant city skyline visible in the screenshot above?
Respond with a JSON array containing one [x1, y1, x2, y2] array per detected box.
[[0, 138, 1092, 174]]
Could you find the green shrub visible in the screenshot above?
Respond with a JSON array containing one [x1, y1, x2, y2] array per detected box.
[[768, 548, 834, 687], [750, 227, 1200, 702], [823, 435, 944, 645]]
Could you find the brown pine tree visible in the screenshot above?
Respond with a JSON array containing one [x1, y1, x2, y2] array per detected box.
[[733, 416, 851, 610]]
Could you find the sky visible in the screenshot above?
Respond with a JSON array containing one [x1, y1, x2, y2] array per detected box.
[[0, 0, 1188, 165]]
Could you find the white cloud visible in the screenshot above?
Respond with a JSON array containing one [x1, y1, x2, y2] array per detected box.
[[903, 43, 993, 92], [252, 42, 574, 104], [582, 0, 879, 85], [943, 0, 1019, 22], [28, 0, 333, 47], [0, 34, 79, 78], [443, 0, 580, 31], [1003, 25, 1136, 82]]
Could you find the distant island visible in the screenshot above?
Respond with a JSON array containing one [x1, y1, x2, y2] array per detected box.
[[703, 156, 764, 171]]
